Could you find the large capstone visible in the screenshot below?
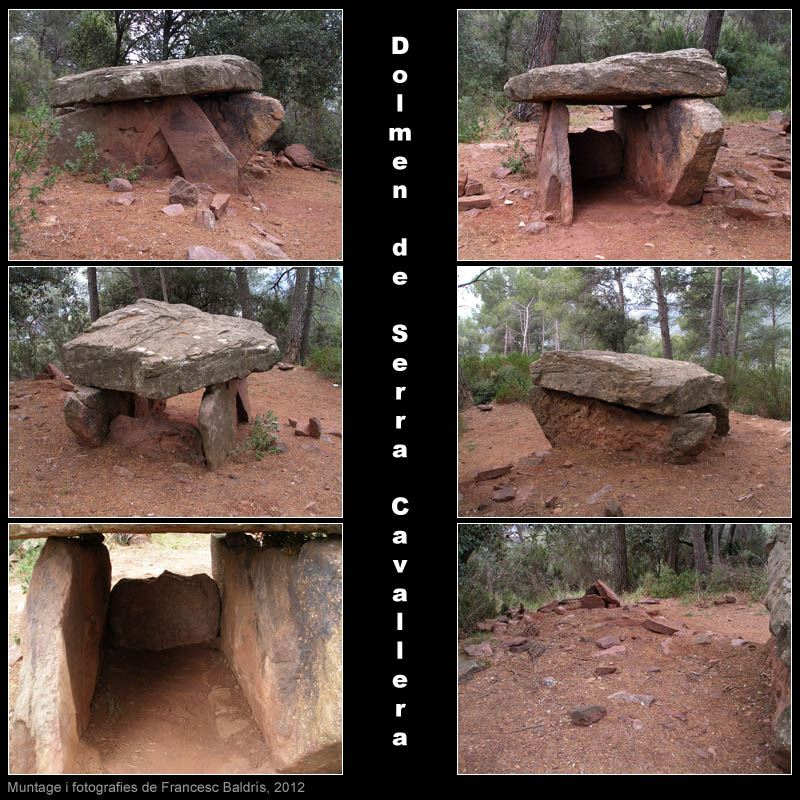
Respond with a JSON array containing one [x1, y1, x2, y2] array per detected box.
[[765, 525, 791, 771], [108, 571, 221, 651], [211, 534, 342, 773], [614, 98, 724, 204], [50, 55, 262, 107], [531, 350, 729, 434], [11, 538, 111, 774], [504, 48, 727, 105], [62, 299, 279, 399]]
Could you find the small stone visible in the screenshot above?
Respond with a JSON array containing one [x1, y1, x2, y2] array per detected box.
[[596, 635, 621, 650], [544, 495, 560, 509], [595, 666, 617, 676], [112, 465, 134, 478], [591, 645, 626, 657], [569, 706, 606, 726], [491, 167, 513, 179], [643, 619, 680, 636], [491, 486, 516, 502], [524, 221, 547, 235], [195, 208, 216, 229], [693, 632, 714, 645], [463, 642, 493, 659], [169, 175, 198, 206], [108, 192, 135, 206], [608, 691, 655, 707], [475, 464, 513, 482], [108, 177, 133, 192], [161, 203, 185, 216], [458, 194, 492, 210], [542, 677, 557, 688], [477, 403, 493, 411], [210, 193, 230, 219], [187, 245, 230, 260]]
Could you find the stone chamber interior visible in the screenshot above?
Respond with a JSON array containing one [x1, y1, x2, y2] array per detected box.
[[9, 531, 342, 775]]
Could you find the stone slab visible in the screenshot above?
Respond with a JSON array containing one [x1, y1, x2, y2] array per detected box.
[[505, 49, 728, 105], [197, 381, 238, 470], [62, 299, 279, 399], [51, 55, 262, 107], [536, 101, 573, 225]]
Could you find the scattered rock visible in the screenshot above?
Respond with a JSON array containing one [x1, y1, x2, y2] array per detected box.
[[195, 208, 216, 229], [569, 706, 607, 726], [284, 143, 326, 170], [724, 199, 781, 220], [591, 645, 626, 657], [491, 486, 516, 502], [524, 221, 548, 235], [596, 635, 621, 650], [161, 203, 185, 216], [187, 245, 230, 260], [642, 619, 680, 636], [595, 666, 617, 676], [542, 677, 557, 688], [108, 192, 135, 206], [475, 464, 513, 482], [107, 177, 133, 192], [608, 691, 655, 707], [477, 403, 493, 411], [169, 175, 199, 206], [458, 195, 492, 210], [210, 193, 230, 219], [544, 495, 560, 509], [463, 642, 493, 659]]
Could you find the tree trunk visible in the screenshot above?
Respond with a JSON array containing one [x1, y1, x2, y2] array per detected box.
[[458, 365, 473, 411], [614, 267, 626, 312], [653, 267, 673, 359], [516, 11, 562, 121], [299, 267, 316, 363], [235, 267, 254, 320], [283, 268, 309, 364], [611, 524, 631, 592], [554, 317, 560, 350], [690, 524, 711, 574], [159, 267, 170, 303], [732, 267, 744, 364], [129, 267, 146, 299], [712, 524, 722, 565], [87, 267, 100, 322], [701, 10, 725, 57], [708, 267, 722, 361], [666, 529, 680, 572]]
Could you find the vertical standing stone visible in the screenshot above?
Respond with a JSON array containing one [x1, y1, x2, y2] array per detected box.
[[230, 377, 253, 423], [63, 385, 134, 447], [197, 381, 238, 470], [535, 101, 573, 225], [11, 538, 111, 774], [613, 98, 724, 204]]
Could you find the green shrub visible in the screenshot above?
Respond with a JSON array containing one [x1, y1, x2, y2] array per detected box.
[[709, 357, 790, 420], [100, 164, 143, 184], [460, 352, 536, 405], [308, 345, 341, 382], [459, 578, 496, 635], [242, 411, 282, 459], [9, 105, 62, 251], [640, 567, 702, 598], [13, 543, 44, 594]]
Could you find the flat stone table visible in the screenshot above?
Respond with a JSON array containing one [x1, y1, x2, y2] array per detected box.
[[504, 49, 728, 224], [529, 350, 730, 463], [49, 55, 284, 194], [62, 298, 280, 469]]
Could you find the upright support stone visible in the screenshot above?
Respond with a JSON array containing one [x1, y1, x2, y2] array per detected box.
[[535, 101, 573, 225], [230, 377, 253, 423], [11, 538, 111, 774], [613, 98, 724, 204], [63, 385, 134, 447], [154, 96, 240, 194], [197, 381, 237, 470], [211, 535, 342, 772]]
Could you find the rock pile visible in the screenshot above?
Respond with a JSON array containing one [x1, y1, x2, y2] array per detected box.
[[528, 350, 729, 463], [49, 55, 284, 195], [537, 579, 622, 612], [61, 299, 280, 469], [458, 168, 492, 211], [504, 49, 728, 224]]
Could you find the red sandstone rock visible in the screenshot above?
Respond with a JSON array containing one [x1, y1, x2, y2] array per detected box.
[[581, 594, 606, 609], [569, 706, 606, 726], [210, 193, 230, 219], [594, 579, 622, 608], [535, 100, 573, 224], [197, 382, 238, 470], [642, 619, 680, 636], [474, 464, 513, 482], [458, 194, 492, 210], [284, 143, 326, 170]]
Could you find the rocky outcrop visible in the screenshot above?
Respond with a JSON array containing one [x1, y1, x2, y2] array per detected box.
[[531, 350, 729, 434], [108, 571, 220, 651], [211, 534, 342, 773], [765, 525, 791, 771], [50, 55, 262, 107], [63, 299, 279, 399], [614, 98, 724, 204], [11, 538, 111, 773], [529, 385, 716, 464], [504, 49, 727, 105]]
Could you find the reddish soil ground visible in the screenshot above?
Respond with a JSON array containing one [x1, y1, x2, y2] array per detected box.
[[9, 535, 273, 774], [458, 110, 791, 261], [12, 163, 342, 261], [9, 367, 342, 517], [459, 596, 779, 774], [458, 402, 790, 518]]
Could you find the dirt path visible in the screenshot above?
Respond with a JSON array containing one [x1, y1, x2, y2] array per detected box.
[[10, 367, 342, 517], [459, 597, 779, 774], [12, 164, 342, 261], [458, 113, 790, 261], [458, 403, 790, 518], [77, 644, 271, 774]]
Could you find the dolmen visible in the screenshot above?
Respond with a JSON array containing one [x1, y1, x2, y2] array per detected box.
[[529, 350, 729, 463], [61, 299, 280, 469], [504, 49, 728, 224], [49, 55, 284, 194]]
